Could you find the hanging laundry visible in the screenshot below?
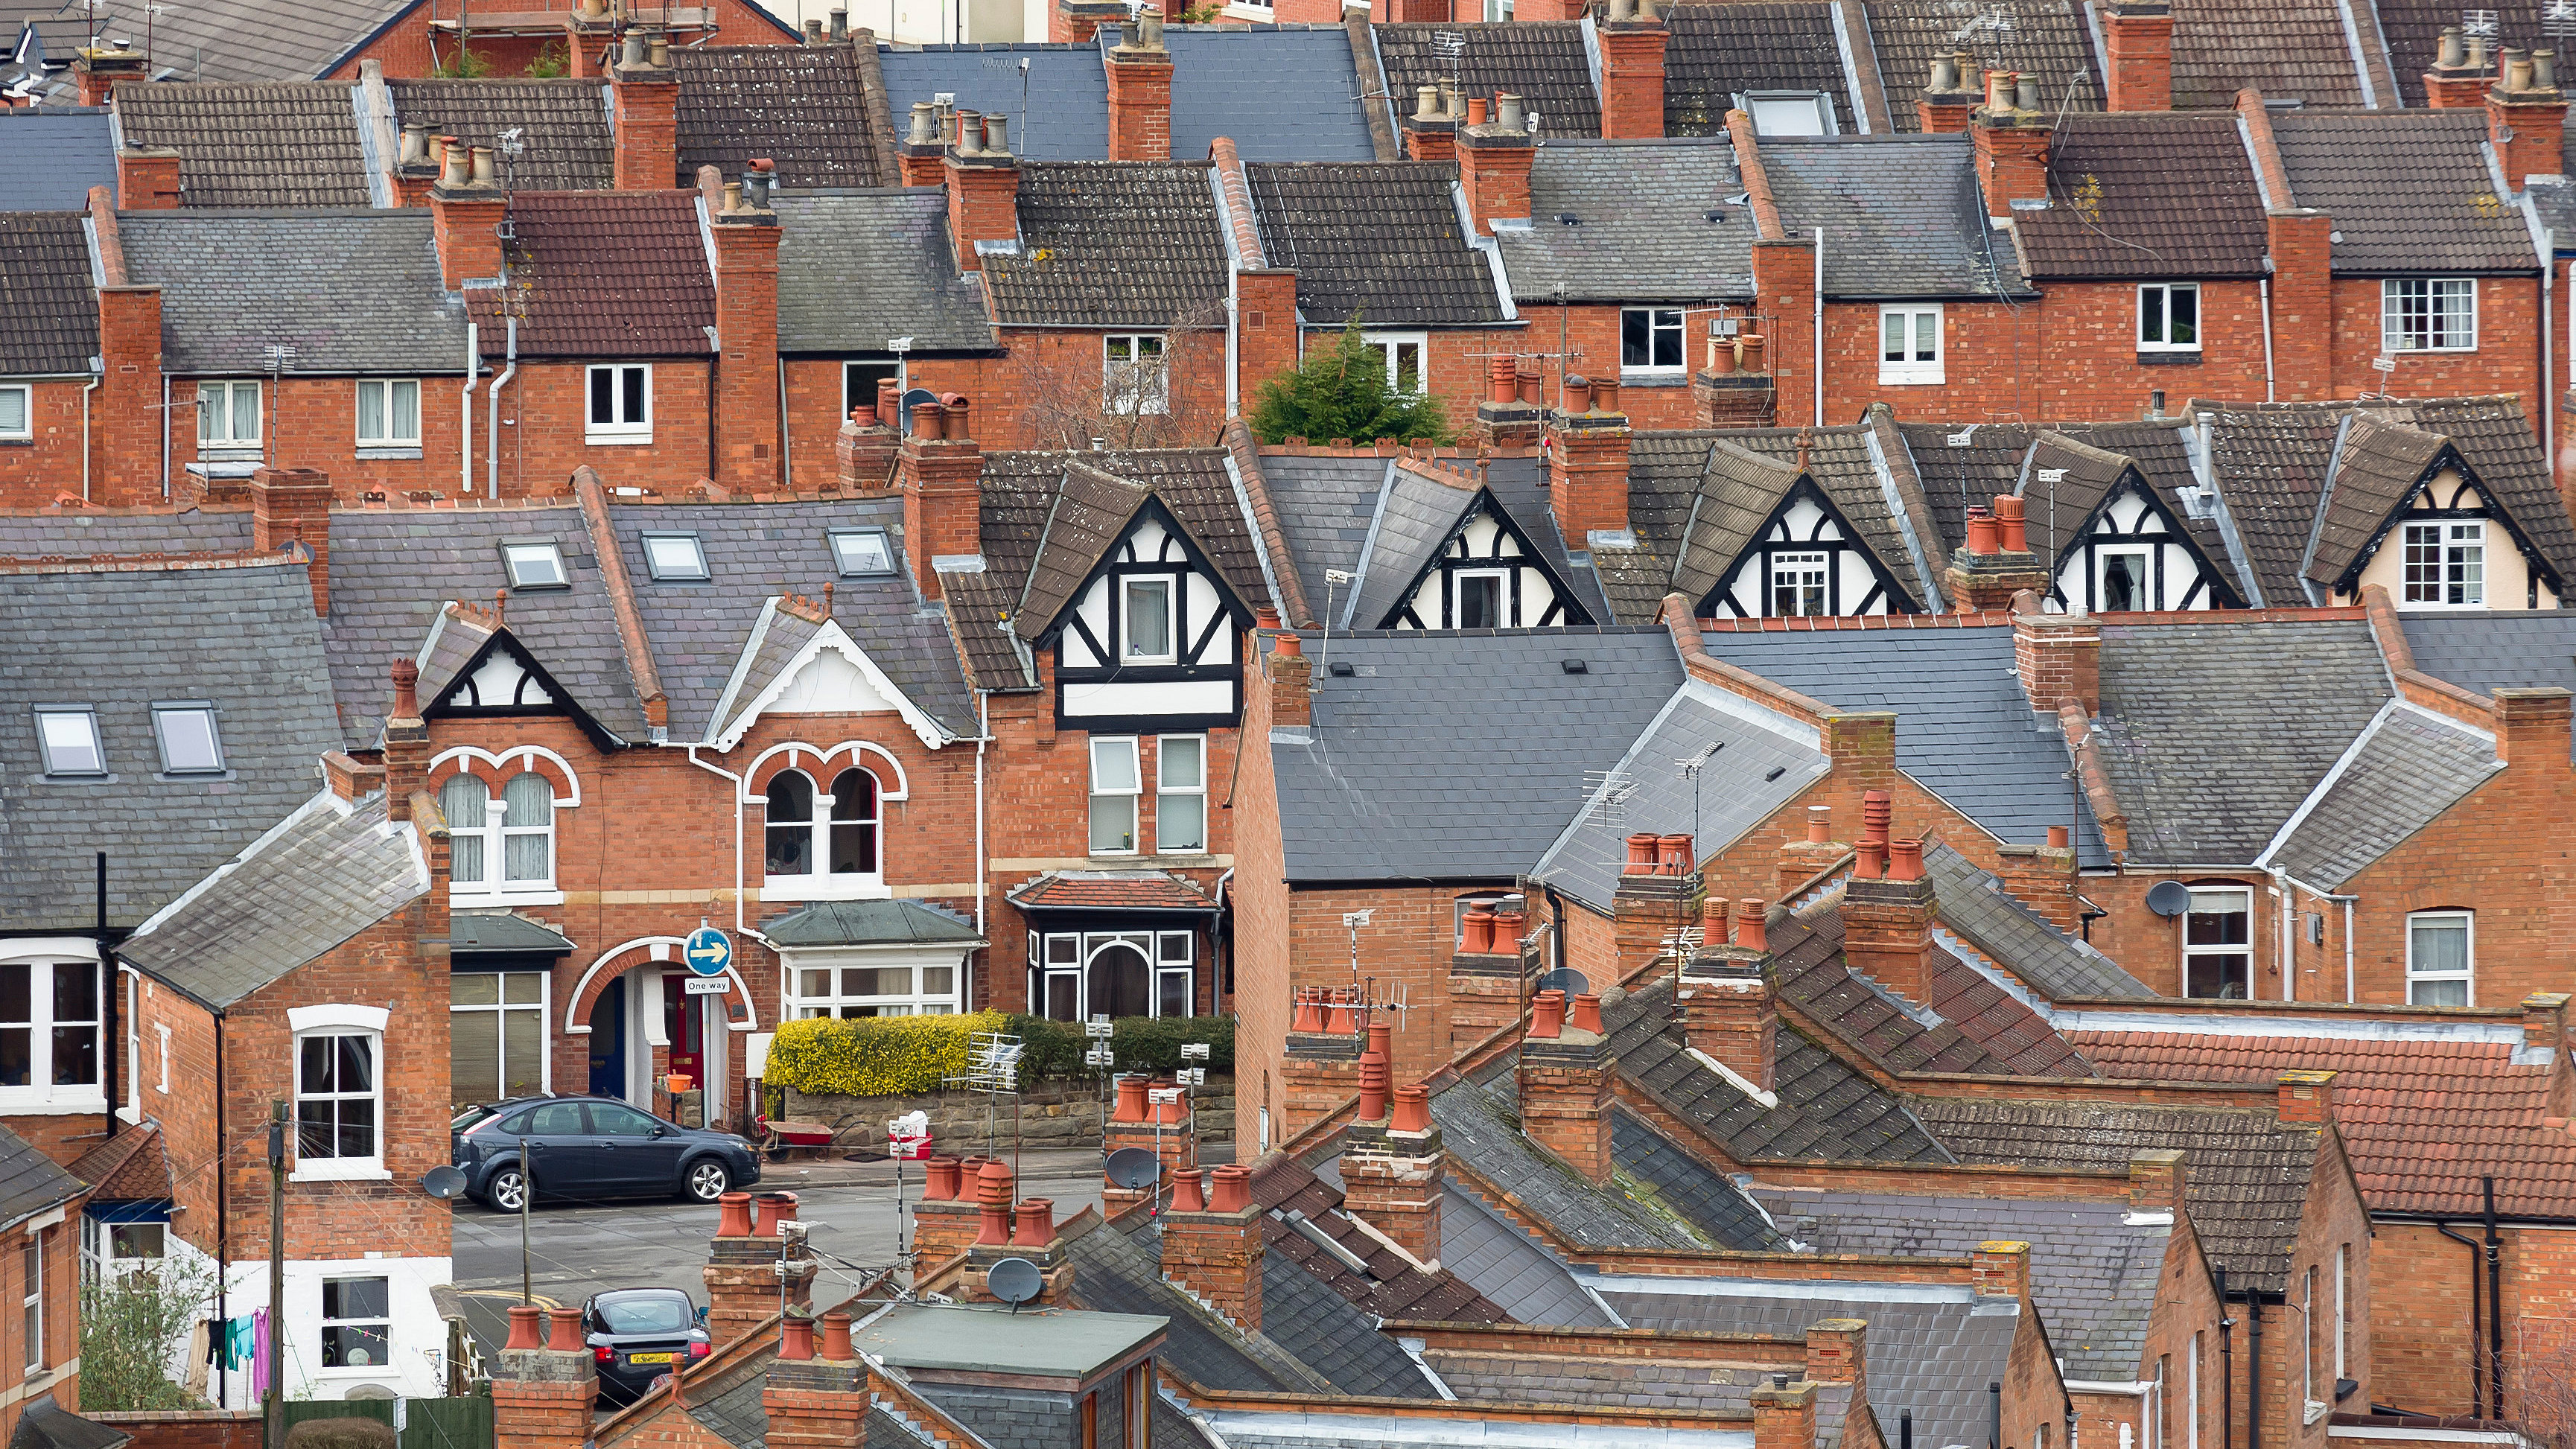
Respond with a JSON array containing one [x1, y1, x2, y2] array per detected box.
[[250, 1308, 272, 1398], [221, 1313, 255, 1372]]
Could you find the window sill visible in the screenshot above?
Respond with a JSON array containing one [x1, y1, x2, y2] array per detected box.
[[2135, 351, 2204, 366], [2387, 347, 2478, 356], [759, 876, 892, 902], [290, 1160, 392, 1183], [356, 446, 424, 461], [0, 1096, 109, 1115], [585, 432, 655, 446], [2305, 1403, 2330, 1427], [116, 1106, 143, 1125], [1876, 370, 1945, 386], [2393, 601, 2491, 612], [0, 438, 33, 448], [185, 459, 261, 480], [1618, 370, 1688, 388], [31, 773, 117, 786], [449, 887, 567, 907]]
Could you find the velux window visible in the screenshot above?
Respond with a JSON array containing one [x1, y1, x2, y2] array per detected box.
[[829, 528, 894, 576], [2402, 522, 2484, 606], [587, 364, 652, 442], [2139, 284, 2200, 352], [150, 703, 224, 774], [642, 532, 709, 582], [501, 541, 567, 590], [33, 708, 103, 777], [2383, 279, 2476, 352]]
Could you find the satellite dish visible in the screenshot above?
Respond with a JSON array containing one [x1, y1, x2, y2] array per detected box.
[[985, 1256, 1044, 1311], [1536, 967, 1590, 998], [2145, 880, 2193, 918], [342, 1382, 397, 1400], [419, 1165, 468, 1200], [1104, 1147, 1162, 1191], [898, 386, 936, 436]]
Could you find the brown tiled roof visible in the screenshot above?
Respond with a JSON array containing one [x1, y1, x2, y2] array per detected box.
[[2069, 1030, 2576, 1220], [114, 80, 371, 208], [2270, 110, 2538, 275], [477, 191, 716, 358], [1374, 21, 1600, 138], [1250, 1156, 1508, 1323], [2371, 0, 2543, 106], [2192, 403, 2347, 605], [2309, 413, 2447, 589], [2015, 113, 2265, 281], [0, 211, 98, 377], [386, 79, 613, 192], [2169, 0, 2367, 107], [1006, 870, 1218, 911], [1014, 462, 1154, 640], [982, 162, 1228, 329], [1243, 161, 1508, 328], [1663, 3, 1854, 137], [1769, 901, 2093, 1079], [672, 45, 891, 191], [1864, 0, 2096, 132], [70, 1121, 172, 1202]]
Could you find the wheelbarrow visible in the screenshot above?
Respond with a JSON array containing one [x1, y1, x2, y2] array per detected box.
[[755, 1115, 836, 1162]]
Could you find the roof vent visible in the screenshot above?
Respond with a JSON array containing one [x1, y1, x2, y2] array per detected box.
[[1561, 659, 1588, 675], [1556, 211, 1579, 226], [1329, 661, 1355, 677]]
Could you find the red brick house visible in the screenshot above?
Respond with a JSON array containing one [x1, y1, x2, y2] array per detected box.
[[0, 212, 101, 506]]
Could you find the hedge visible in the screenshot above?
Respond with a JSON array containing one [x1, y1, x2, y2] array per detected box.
[[763, 1011, 1235, 1098]]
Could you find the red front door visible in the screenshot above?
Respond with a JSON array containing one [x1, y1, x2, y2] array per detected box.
[[664, 972, 706, 1098]]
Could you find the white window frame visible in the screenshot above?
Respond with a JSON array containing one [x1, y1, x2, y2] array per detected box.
[[2188, 1331, 2201, 1449], [1877, 305, 1943, 384], [2382, 278, 2477, 353], [641, 531, 710, 582], [2139, 283, 2201, 353], [288, 1004, 389, 1182], [197, 380, 261, 450], [1156, 734, 1207, 855], [586, 363, 653, 442], [1121, 576, 1177, 663], [22, 1234, 39, 1372], [1453, 567, 1510, 629], [786, 955, 961, 1019], [2405, 909, 2472, 1006], [119, 969, 139, 1123], [2181, 886, 2253, 999], [1621, 307, 1687, 380], [1090, 736, 1142, 856], [761, 765, 888, 899], [441, 771, 559, 902], [355, 378, 422, 449], [2303, 1264, 2319, 1418], [500, 541, 569, 590], [0, 383, 30, 442], [1029, 930, 1196, 1022], [2401, 520, 2486, 608], [33, 707, 104, 778], [2097, 546, 2154, 613], [0, 954, 103, 1111], [150, 701, 225, 775], [1769, 551, 1830, 617], [449, 971, 550, 1109], [1104, 334, 1169, 415], [1155, 931, 1195, 1018], [319, 1275, 393, 1372], [2334, 1243, 2348, 1382], [1363, 332, 1429, 395], [155, 1022, 170, 1095], [828, 527, 895, 577], [1740, 90, 1836, 136]]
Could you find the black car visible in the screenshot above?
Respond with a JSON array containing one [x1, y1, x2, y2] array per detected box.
[[580, 1288, 711, 1405], [451, 1095, 760, 1210]]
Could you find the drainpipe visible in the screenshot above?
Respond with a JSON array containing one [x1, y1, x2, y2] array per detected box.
[[2341, 896, 2354, 1001], [2217, 1264, 2235, 1449], [777, 361, 792, 486], [2435, 1217, 2485, 1417], [1225, 265, 1241, 419], [2484, 1176, 2504, 1418], [1813, 227, 1825, 425], [461, 322, 479, 496], [684, 746, 750, 940], [2247, 1292, 2263, 1449], [973, 690, 990, 1006], [2271, 866, 2293, 1001], [1988, 1380, 2002, 1449], [80, 369, 100, 503], [487, 312, 517, 500], [2259, 278, 2275, 403], [159, 370, 170, 500]]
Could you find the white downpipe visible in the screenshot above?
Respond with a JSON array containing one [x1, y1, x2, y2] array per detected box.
[[1225, 267, 1241, 418], [487, 313, 516, 500], [2260, 277, 2276, 403], [2341, 896, 2356, 1002], [974, 691, 990, 1010], [460, 322, 479, 497], [79, 373, 99, 503], [1812, 228, 1825, 424], [685, 745, 777, 1036], [2271, 865, 2294, 1001]]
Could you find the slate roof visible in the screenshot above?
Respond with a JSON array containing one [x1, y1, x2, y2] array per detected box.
[[1253, 1155, 1505, 1323], [8, 0, 401, 86], [2169, 0, 2367, 107], [1013, 461, 1156, 639], [1164, 27, 1377, 163], [0, 1122, 86, 1230], [479, 191, 715, 359], [2091, 618, 2391, 864], [0, 211, 96, 376], [2015, 114, 2267, 281], [2070, 1026, 2576, 1220], [0, 507, 251, 555], [2400, 610, 2576, 695], [114, 82, 371, 208], [1768, 900, 2092, 1077], [0, 560, 343, 935], [1008, 871, 1217, 911], [1058, 1217, 1315, 1394], [1244, 162, 1509, 328], [1603, 978, 1953, 1163], [1750, 1186, 2166, 1380], [774, 191, 996, 355], [448, 913, 575, 954], [119, 789, 429, 1010], [1610, 1109, 1792, 1249], [1493, 139, 1754, 305], [1259, 453, 1393, 617], [121, 209, 468, 374], [1373, 21, 1599, 138], [1694, 625, 2111, 866], [2271, 110, 2537, 273], [1924, 841, 2152, 999], [1911, 1097, 2324, 1293], [2258, 701, 2501, 892], [1273, 628, 1683, 881], [1422, 1337, 1845, 1427], [673, 46, 888, 191], [2372, 0, 2540, 106], [876, 45, 1110, 161], [760, 899, 983, 946], [982, 162, 1228, 328], [1434, 1176, 1618, 1327], [1864, 0, 2098, 131], [1663, 3, 1854, 136], [0, 107, 113, 211], [385, 79, 614, 192], [1895, 421, 2032, 558], [1762, 136, 2019, 299], [1343, 464, 1478, 629], [1259, 1248, 1444, 1397]]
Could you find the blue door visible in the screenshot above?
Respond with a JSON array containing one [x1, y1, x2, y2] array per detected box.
[[588, 976, 626, 1098]]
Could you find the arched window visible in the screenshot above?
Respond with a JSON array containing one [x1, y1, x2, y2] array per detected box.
[[442, 771, 555, 897], [767, 766, 885, 882], [765, 771, 816, 876], [441, 774, 492, 886], [501, 772, 553, 885], [828, 768, 879, 875]]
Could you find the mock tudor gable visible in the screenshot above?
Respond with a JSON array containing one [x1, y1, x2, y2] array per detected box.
[[2307, 417, 2564, 609], [2021, 431, 2245, 614], [414, 604, 626, 752], [1676, 439, 1925, 619], [1350, 470, 1597, 631]]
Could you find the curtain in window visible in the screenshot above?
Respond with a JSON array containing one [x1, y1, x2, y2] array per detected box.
[[828, 768, 879, 874], [442, 774, 490, 883], [502, 772, 552, 882], [390, 380, 419, 440], [766, 771, 815, 875]]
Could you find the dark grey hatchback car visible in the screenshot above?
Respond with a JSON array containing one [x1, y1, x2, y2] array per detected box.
[[582, 1287, 713, 1405], [451, 1095, 760, 1209]]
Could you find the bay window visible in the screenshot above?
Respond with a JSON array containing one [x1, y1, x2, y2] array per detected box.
[[788, 959, 959, 1018]]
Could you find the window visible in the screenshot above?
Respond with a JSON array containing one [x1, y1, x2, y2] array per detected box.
[[1031, 931, 1195, 1021], [197, 380, 259, 449], [764, 768, 882, 879], [2154, 1353, 2169, 1449], [1622, 308, 1686, 377], [2303, 1264, 2317, 1411], [1157, 932, 1195, 1017], [789, 961, 958, 1018], [0, 959, 100, 1103], [2139, 284, 2201, 352], [442, 771, 553, 894], [2402, 522, 2484, 606], [22, 1235, 39, 1372], [1877, 305, 1942, 384], [356, 379, 421, 448], [1455, 569, 1507, 628], [641, 532, 709, 582], [150, 704, 223, 774], [2098, 547, 2152, 612], [500, 541, 567, 590], [2188, 1331, 2202, 1449], [1363, 333, 1427, 395], [33, 708, 103, 777], [2406, 911, 2472, 1005], [1122, 578, 1174, 663], [1090, 737, 1140, 854], [2383, 278, 2476, 352], [587, 363, 652, 441], [1157, 736, 1206, 853], [320, 1277, 391, 1369], [0, 383, 28, 442], [1742, 91, 1835, 136], [829, 528, 894, 576], [1484, 0, 1510, 17], [1770, 552, 1828, 616], [450, 973, 546, 1110], [842, 359, 900, 420], [296, 1031, 379, 1164], [2335, 1243, 2349, 1382], [2181, 887, 2251, 999], [1104, 335, 1168, 415], [80, 1217, 166, 1286]]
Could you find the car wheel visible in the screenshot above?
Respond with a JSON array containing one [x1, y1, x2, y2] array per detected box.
[[486, 1167, 529, 1212], [683, 1159, 731, 1203]]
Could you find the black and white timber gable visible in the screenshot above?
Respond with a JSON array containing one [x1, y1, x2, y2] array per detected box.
[[2022, 433, 2244, 614], [1670, 439, 1924, 620], [1346, 468, 1596, 632], [2306, 415, 2565, 611], [415, 602, 624, 749]]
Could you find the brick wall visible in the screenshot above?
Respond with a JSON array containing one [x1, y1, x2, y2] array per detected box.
[[0, 1211, 85, 1444], [484, 361, 716, 497], [780, 356, 1007, 490], [156, 375, 474, 506], [0, 379, 102, 506], [2024, 280, 2270, 421], [2334, 276, 2543, 425], [322, 0, 794, 80], [1231, 630, 1296, 1154], [973, 328, 1227, 452]]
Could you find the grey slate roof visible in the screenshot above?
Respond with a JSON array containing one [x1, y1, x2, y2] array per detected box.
[[877, 45, 1110, 161], [448, 914, 573, 955], [0, 507, 251, 555], [1260, 1249, 1444, 1398], [673, 45, 888, 191], [2092, 618, 2391, 864], [982, 162, 1227, 328], [1766, 899, 2089, 1077], [1273, 628, 1683, 881], [1663, 2, 1854, 136], [1864, 0, 2098, 131], [0, 559, 343, 935], [385, 79, 613, 192], [1436, 1177, 1619, 1328], [760, 898, 982, 947], [1259, 453, 1390, 617], [1164, 27, 1377, 163], [1763, 136, 2021, 299], [1750, 1186, 2166, 1381], [1924, 841, 2150, 999], [1428, 1062, 1737, 1251], [0, 107, 113, 211], [1533, 680, 1826, 914], [1343, 464, 1478, 629], [121, 209, 469, 374], [2259, 701, 2500, 893], [1244, 161, 1510, 328], [1494, 139, 1754, 306], [0, 210, 96, 375], [1612, 1109, 1789, 1250], [1055, 1217, 1320, 1394], [774, 191, 996, 356], [0, 1122, 86, 1232], [113, 82, 370, 208], [1373, 21, 1599, 138], [13, 0, 401, 86], [2400, 611, 2576, 695], [119, 789, 428, 1010], [1424, 1336, 1839, 1424], [2271, 110, 2539, 274]]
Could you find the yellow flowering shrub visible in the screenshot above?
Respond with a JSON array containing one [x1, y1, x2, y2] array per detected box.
[[763, 1010, 1011, 1098]]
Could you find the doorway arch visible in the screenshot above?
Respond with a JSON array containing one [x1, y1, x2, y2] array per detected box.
[[1084, 940, 1152, 1020]]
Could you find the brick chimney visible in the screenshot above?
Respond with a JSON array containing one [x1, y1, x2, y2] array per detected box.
[[115, 147, 182, 209], [1268, 629, 1313, 728], [2490, 49, 2569, 187], [1101, 1074, 1195, 1210], [1612, 831, 1694, 979], [1680, 898, 1777, 1095], [2490, 687, 2572, 769], [1458, 93, 1535, 234], [1917, 51, 1978, 132], [1971, 70, 2051, 219], [2126, 1148, 2185, 1215], [1694, 325, 1777, 429], [2425, 27, 2493, 109], [1163, 1165, 1264, 1331], [1804, 1320, 1866, 1398], [898, 396, 983, 598], [427, 138, 506, 293], [384, 660, 429, 822], [1476, 355, 1545, 449], [706, 165, 783, 492], [2524, 990, 2571, 1062], [1342, 1081, 1446, 1264], [910, 1158, 982, 1263], [763, 1311, 869, 1449], [1777, 804, 1848, 895], [835, 378, 902, 494], [1994, 827, 2078, 932], [1052, 0, 1129, 41], [489, 1306, 597, 1449], [1105, 7, 1174, 162], [2102, 0, 2174, 111], [72, 45, 144, 106], [611, 29, 680, 189], [1597, 0, 1670, 138], [1550, 374, 1632, 546], [944, 112, 1020, 273], [705, 1191, 817, 1347], [1752, 1378, 1819, 1449], [897, 101, 947, 186], [1843, 835, 1937, 1005], [562, 0, 617, 78], [962, 1187, 1077, 1308], [89, 186, 162, 507], [2276, 1069, 2336, 1125], [1518, 989, 1617, 1183], [1945, 493, 2052, 611], [1401, 83, 1463, 162], [249, 467, 334, 615], [2014, 602, 2101, 714], [1971, 1240, 2031, 1301]]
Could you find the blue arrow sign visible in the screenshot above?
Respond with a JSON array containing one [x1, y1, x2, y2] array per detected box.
[[683, 926, 733, 978]]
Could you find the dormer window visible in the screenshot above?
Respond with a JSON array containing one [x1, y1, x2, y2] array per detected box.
[[34, 708, 103, 777], [2402, 522, 2484, 606], [501, 541, 568, 590], [830, 528, 894, 576], [1122, 578, 1174, 663], [642, 532, 709, 582], [150, 704, 224, 774]]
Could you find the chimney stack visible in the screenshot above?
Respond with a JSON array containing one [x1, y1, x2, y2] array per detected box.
[[1268, 628, 1313, 729], [2490, 50, 2569, 188], [705, 1189, 817, 1346], [898, 395, 983, 599], [1945, 492, 2052, 611], [2013, 602, 2102, 715], [429, 137, 507, 293], [1105, 7, 1175, 161], [1803, 1320, 1866, 1398], [1518, 987, 1617, 1183], [384, 660, 429, 822], [489, 1306, 597, 1449], [1679, 897, 1778, 1095], [1752, 1378, 1819, 1449], [1970, 70, 2051, 218], [249, 467, 334, 615], [707, 162, 783, 493], [2102, 0, 2175, 111], [2426, 28, 2493, 109], [612, 28, 681, 189], [944, 110, 1022, 273], [1842, 833, 1936, 1006], [910, 1158, 982, 1263], [1776, 803, 1847, 895], [1458, 93, 1535, 234], [1402, 83, 1463, 162], [1476, 354, 1545, 449], [1549, 375, 1633, 550], [1971, 1240, 2031, 1301], [835, 394, 902, 494], [88, 185, 162, 507], [1693, 321, 1776, 429], [1611, 828, 1694, 980], [71, 45, 144, 107], [1052, 0, 1131, 42], [563, 0, 617, 78], [762, 1310, 869, 1448], [1994, 827, 2079, 932], [1162, 1165, 1264, 1331], [1597, 0, 1670, 138], [2523, 991, 2571, 1068], [1101, 1074, 1196, 1209], [115, 145, 182, 209], [1342, 1080, 1446, 1264], [1918, 51, 1979, 132], [2125, 1149, 2185, 1216], [2276, 1069, 2336, 1125]]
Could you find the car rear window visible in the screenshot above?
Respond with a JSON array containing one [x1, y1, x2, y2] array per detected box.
[[597, 1296, 696, 1334]]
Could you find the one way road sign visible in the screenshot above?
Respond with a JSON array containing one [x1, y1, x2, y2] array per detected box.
[[684, 925, 733, 978]]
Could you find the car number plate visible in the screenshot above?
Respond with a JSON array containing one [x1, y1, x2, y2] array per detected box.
[[628, 1352, 675, 1365]]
